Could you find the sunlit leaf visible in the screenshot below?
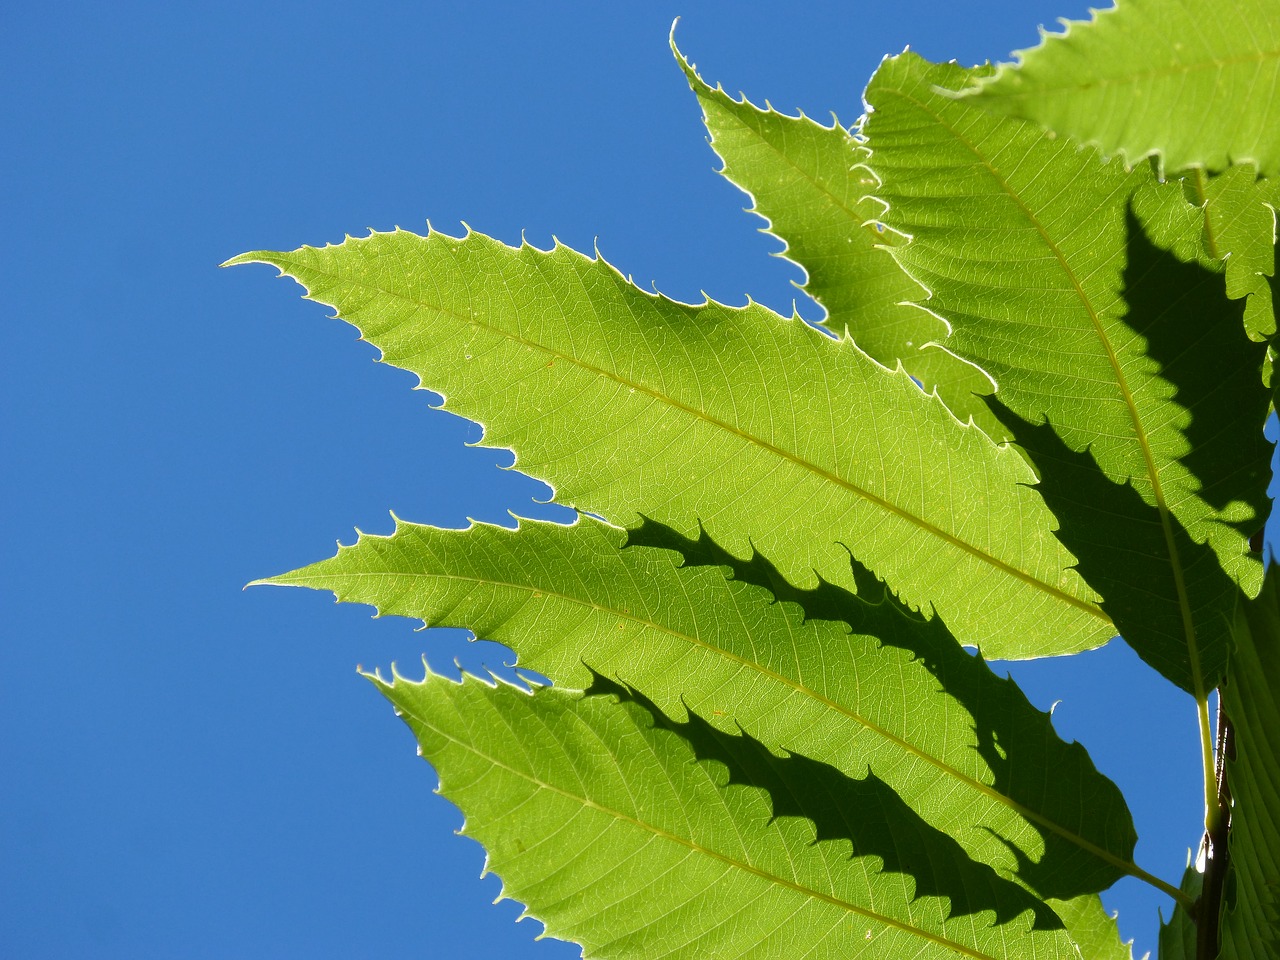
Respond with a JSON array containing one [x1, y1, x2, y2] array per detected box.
[[236, 9, 1280, 956], [965, 0, 1280, 178], [227, 231, 1109, 657], [862, 52, 1271, 693], [674, 45, 1002, 437], [1046, 893, 1134, 960], [373, 668, 1088, 959], [262, 515, 1140, 900]]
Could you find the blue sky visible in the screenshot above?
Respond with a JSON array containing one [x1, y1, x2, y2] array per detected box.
[[3, 2, 1262, 957]]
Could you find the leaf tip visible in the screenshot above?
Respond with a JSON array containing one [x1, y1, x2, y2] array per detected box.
[[245, 568, 304, 590], [220, 251, 276, 269]]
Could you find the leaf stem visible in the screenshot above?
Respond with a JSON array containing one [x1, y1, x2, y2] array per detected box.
[[1132, 863, 1196, 910], [1198, 695, 1221, 839]]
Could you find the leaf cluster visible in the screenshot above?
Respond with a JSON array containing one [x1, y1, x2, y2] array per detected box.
[[231, 2, 1280, 956]]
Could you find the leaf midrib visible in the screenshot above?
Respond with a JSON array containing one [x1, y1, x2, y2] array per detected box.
[[262, 247, 1105, 623], [278, 560, 1144, 888], [390, 680, 1011, 960]]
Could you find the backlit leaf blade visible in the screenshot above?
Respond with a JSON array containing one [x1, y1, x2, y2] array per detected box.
[[964, 0, 1280, 178], [1046, 894, 1133, 960], [1223, 573, 1280, 958], [862, 52, 1271, 693], [1193, 166, 1279, 340], [226, 230, 1109, 657], [374, 668, 1086, 959], [1138, 163, 1279, 342], [674, 47, 1002, 437], [985, 400, 1241, 698], [261, 516, 1141, 900]]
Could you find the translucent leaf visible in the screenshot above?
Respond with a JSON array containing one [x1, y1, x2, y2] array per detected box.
[[226, 230, 1110, 657], [374, 668, 1088, 958], [1046, 894, 1133, 960], [1139, 163, 1280, 344], [964, 0, 1280, 178], [1191, 166, 1279, 341], [261, 516, 1143, 900], [862, 53, 1271, 693], [674, 47, 1002, 438]]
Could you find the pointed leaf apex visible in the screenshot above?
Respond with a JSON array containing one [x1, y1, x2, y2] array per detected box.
[[221, 250, 281, 270], [245, 569, 305, 590]]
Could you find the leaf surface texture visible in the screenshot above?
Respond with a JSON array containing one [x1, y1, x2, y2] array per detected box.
[[1223, 574, 1280, 958], [676, 49, 1002, 437], [375, 669, 1090, 959], [965, 0, 1280, 178], [862, 53, 1271, 693], [264, 516, 1139, 900], [228, 231, 1109, 657]]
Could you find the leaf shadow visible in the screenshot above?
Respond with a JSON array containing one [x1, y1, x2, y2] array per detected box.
[[975, 192, 1271, 699], [1118, 204, 1269, 523], [582, 668, 1066, 932], [625, 517, 1135, 903], [985, 399, 1239, 695]]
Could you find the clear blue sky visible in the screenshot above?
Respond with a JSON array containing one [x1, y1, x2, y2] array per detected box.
[[4, 2, 1266, 957]]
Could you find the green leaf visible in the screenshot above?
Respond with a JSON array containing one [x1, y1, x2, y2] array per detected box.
[[1157, 861, 1204, 960], [226, 230, 1110, 658], [674, 47, 1003, 439], [1140, 163, 1280, 342], [963, 0, 1280, 178], [1046, 894, 1134, 960], [1222, 572, 1280, 958], [862, 52, 1271, 693], [261, 515, 1144, 900], [374, 668, 1088, 958], [1192, 166, 1279, 341]]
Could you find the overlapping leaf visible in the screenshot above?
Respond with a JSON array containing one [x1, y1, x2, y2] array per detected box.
[[1135, 163, 1278, 342], [1222, 573, 1280, 958], [862, 53, 1271, 693], [227, 231, 1109, 657], [262, 516, 1143, 900], [964, 0, 1280, 178], [674, 48, 1002, 438], [1047, 894, 1134, 960], [374, 668, 1088, 958], [1192, 166, 1279, 340]]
